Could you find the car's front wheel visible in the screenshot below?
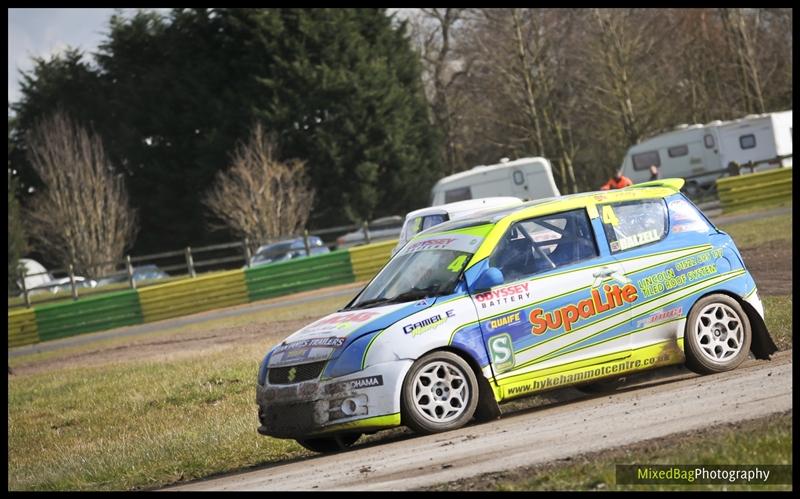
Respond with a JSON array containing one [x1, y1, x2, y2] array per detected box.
[[401, 351, 479, 434], [295, 432, 361, 453], [684, 294, 752, 374]]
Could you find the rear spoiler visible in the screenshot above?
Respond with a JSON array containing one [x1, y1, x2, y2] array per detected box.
[[626, 178, 685, 192]]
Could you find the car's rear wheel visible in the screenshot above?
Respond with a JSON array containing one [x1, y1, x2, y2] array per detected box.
[[401, 351, 479, 434], [684, 294, 751, 374], [295, 432, 361, 453]]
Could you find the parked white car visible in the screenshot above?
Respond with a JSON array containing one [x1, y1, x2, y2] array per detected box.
[[393, 197, 524, 255], [16, 258, 97, 295]]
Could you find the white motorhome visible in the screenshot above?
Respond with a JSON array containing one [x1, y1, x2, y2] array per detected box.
[[620, 110, 792, 193], [430, 157, 560, 206]]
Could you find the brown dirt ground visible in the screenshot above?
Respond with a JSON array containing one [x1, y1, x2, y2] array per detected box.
[[421, 409, 793, 491], [738, 239, 793, 296], [10, 241, 790, 377]]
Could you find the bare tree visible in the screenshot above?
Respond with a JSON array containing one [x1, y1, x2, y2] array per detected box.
[[25, 111, 137, 277], [410, 8, 473, 174], [204, 124, 314, 248]]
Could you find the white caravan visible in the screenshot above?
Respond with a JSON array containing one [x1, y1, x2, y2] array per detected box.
[[620, 110, 792, 192], [430, 157, 560, 206]]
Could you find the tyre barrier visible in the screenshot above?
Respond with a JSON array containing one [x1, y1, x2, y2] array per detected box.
[[716, 167, 792, 213], [8, 239, 399, 348]]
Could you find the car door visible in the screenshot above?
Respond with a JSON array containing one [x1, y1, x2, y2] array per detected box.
[[469, 207, 634, 396]]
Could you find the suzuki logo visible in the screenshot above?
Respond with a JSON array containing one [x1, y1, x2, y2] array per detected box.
[[287, 367, 297, 383]]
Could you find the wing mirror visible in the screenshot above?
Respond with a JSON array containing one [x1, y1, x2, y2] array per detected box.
[[472, 267, 504, 293]]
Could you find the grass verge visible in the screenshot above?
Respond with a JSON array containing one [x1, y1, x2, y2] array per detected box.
[[716, 211, 792, 248], [8, 343, 308, 491]]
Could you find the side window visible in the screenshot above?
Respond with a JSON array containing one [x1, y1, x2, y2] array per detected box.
[[489, 209, 598, 282], [599, 200, 667, 253], [704, 134, 715, 149], [739, 134, 756, 150], [445, 187, 472, 203], [667, 144, 689, 158], [632, 150, 661, 170]]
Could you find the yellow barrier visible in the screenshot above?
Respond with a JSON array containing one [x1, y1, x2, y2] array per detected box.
[[716, 167, 792, 213], [137, 269, 249, 323], [349, 239, 398, 282], [8, 307, 38, 348]]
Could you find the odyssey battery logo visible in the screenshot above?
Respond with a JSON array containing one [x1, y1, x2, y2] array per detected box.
[[529, 283, 638, 335]]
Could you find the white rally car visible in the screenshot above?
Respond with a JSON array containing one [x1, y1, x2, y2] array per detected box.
[[256, 179, 776, 452]]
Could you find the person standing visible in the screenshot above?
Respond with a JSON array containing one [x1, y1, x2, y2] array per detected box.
[[649, 164, 660, 181], [600, 169, 633, 190]]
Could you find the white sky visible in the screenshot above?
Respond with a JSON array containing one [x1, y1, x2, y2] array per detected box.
[[7, 8, 169, 108]]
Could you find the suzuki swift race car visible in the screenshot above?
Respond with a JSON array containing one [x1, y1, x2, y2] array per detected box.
[[256, 178, 777, 452]]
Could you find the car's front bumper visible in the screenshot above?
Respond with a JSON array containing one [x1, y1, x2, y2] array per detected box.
[[256, 360, 412, 439]]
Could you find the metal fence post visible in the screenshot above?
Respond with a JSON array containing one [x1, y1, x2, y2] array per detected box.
[[185, 246, 196, 278], [18, 267, 30, 308], [362, 221, 371, 244], [303, 229, 311, 256], [243, 238, 252, 268], [126, 255, 136, 289], [68, 264, 78, 301]]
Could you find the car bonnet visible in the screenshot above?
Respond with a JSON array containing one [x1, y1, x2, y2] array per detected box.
[[266, 298, 437, 367]]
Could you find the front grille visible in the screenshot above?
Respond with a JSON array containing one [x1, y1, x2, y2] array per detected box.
[[268, 361, 326, 385]]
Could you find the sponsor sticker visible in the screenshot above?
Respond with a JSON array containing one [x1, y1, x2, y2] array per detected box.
[[488, 311, 521, 330], [400, 233, 483, 256], [488, 333, 515, 373], [402, 309, 455, 336], [636, 306, 683, 328], [273, 336, 346, 354], [529, 283, 638, 335], [474, 282, 532, 309], [326, 375, 384, 394]]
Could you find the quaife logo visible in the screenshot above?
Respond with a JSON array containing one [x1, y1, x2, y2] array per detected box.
[[529, 283, 638, 335], [488, 334, 514, 373]]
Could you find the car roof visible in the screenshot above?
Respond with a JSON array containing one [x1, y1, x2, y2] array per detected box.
[[418, 179, 685, 239], [404, 197, 523, 220]]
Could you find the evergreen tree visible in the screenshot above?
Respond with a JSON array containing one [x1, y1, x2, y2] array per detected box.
[[11, 8, 442, 254]]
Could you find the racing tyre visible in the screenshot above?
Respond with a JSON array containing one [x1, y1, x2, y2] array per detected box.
[[295, 432, 361, 453], [684, 294, 751, 375], [401, 351, 479, 434]]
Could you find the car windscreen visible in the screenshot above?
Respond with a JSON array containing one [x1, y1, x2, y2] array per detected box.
[[347, 231, 486, 309]]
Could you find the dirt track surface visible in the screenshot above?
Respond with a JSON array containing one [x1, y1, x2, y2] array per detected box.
[[739, 239, 793, 296], [167, 351, 792, 491]]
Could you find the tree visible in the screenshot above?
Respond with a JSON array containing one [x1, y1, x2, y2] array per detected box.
[[204, 124, 314, 247], [11, 9, 442, 255], [8, 115, 27, 292], [24, 112, 137, 277]]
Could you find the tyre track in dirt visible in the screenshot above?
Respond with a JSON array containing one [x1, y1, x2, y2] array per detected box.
[[167, 350, 791, 491]]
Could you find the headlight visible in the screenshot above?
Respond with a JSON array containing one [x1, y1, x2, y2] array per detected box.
[[257, 352, 271, 386], [322, 331, 382, 379]]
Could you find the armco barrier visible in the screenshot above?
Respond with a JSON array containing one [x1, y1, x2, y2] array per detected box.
[[245, 250, 354, 301], [34, 289, 143, 343], [8, 307, 38, 348], [349, 240, 397, 282], [716, 167, 792, 212], [138, 269, 249, 323], [8, 239, 400, 349]]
